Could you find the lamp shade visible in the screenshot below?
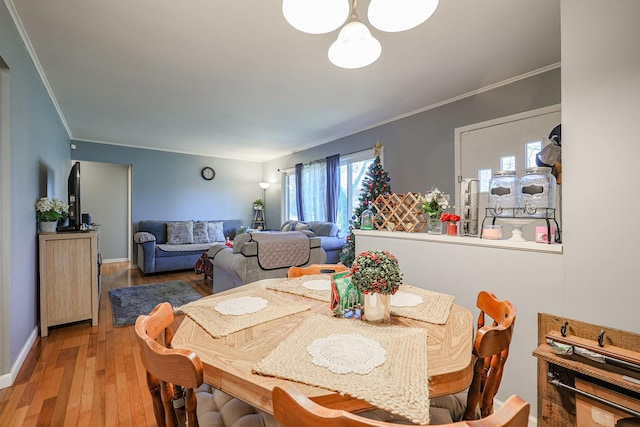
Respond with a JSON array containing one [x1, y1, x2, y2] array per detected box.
[[259, 182, 271, 189], [368, 0, 439, 32], [328, 21, 382, 69], [282, 0, 350, 34]]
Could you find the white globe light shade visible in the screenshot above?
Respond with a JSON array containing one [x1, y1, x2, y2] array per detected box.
[[368, 0, 439, 32], [282, 0, 350, 34], [328, 21, 382, 69]]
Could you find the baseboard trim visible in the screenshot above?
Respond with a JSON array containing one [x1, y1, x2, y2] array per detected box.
[[102, 257, 128, 264], [0, 326, 37, 390]]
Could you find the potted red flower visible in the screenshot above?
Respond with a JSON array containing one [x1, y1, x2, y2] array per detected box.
[[440, 213, 461, 236]]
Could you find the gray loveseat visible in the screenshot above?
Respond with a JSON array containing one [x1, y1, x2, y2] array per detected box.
[[280, 220, 346, 263], [134, 219, 243, 274], [208, 231, 326, 293]]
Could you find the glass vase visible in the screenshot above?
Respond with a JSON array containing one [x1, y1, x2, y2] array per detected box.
[[427, 214, 442, 235], [363, 293, 391, 324]]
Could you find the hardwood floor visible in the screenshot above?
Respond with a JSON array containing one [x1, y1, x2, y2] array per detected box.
[[0, 262, 213, 426]]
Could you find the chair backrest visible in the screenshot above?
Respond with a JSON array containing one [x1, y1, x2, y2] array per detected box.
[[272, 384, 529, 427], [464, 291, 517, 420], [135, 302, 204, 427], [287, 263, 349, 278]]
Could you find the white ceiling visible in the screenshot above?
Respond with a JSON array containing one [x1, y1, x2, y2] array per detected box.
[[8, 0, 560, 162]]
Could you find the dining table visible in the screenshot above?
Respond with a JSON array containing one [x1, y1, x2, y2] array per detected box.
[[171, 277, 474, 420]]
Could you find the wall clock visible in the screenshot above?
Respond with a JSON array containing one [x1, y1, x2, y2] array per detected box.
[[201, 167, 215, 181]]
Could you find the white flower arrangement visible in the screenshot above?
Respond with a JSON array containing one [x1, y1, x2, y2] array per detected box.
[[419, 187, 450, 216], [35, 197, 69, 222]]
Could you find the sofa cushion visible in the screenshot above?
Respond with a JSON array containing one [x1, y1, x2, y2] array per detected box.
[[309, 221, 339, 237], [208, 221, 225, 242], [167, 220, 194, 244], [280, 220, 297, 232], [194, 221, 210, 243]]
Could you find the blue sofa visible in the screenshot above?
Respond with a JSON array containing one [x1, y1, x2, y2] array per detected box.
[[134, 219, 244, 274]]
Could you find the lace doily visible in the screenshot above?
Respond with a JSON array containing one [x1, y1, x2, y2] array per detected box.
[[214, 296, 268, 316], [301, 279, 331, 291], [306, 333, 386, 375], [391, 290, 424, 308]]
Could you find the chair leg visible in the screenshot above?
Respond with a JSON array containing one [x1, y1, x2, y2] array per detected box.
[[161, 380, 179, 427], [185, 388, 199, 427], [147, 373, 166, 426]]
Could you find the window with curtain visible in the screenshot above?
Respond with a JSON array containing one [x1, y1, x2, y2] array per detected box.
[[283, 149, 374, 237]]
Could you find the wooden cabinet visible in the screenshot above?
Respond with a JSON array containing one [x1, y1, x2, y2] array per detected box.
[[39, 231, 99, 337]]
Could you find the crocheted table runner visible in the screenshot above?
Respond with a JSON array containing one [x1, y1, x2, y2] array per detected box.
[[390, 285, 455, 325], [178, 289, 310, 338], [266, 274, 333, 302], [253, 314, 430, 425]]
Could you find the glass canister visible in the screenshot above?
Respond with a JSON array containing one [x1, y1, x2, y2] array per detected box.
[[488, 171, 520, 216], [360, 202, 374, 230], [520, 167, 556, 217]]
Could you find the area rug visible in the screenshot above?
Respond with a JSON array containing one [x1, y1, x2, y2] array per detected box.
[[108, 280, 203, 327]]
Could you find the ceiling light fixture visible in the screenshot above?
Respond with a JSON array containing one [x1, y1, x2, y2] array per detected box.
[[282, 0, 350, 34], [283, 0, 438, 69], [368, 0, 439, 33], [328, 1, 381, 69]]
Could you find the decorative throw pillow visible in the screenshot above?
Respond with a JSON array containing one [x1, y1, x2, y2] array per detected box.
[[167, 221, 194, 244], [193, 221, 210, 243], [295, 222, 311, 231], [208, 221, 225, 242], [281, 220, 297, 232]]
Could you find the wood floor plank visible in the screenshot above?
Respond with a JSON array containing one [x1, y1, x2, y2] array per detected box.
[[0, 262, 208, 426]]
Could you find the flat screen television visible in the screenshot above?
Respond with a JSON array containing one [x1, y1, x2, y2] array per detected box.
[[67, 161, 81, 230]]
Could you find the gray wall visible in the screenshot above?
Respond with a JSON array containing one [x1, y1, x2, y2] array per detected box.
[[561, 1, 640, 331], [1, 2, 70, 377], [263, 68, 561, 225]]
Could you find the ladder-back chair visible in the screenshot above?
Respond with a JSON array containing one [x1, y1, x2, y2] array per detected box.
[[135, 302, 203, 427]]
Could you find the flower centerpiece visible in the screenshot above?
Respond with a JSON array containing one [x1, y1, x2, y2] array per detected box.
[[35, 197, 69, 233], [419, 187, 450, 234], [350, 250, 403, 323], [441, 213, 461, 236]]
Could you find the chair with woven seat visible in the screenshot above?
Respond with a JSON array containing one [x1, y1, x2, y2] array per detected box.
[[430, 291, 517, 424], [272, 384, 529, 427], [287, 263, 349, 278], [136, 302, 279, 427]]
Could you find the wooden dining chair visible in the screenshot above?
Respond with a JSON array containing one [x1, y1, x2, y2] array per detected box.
[[137, 303, 280, 427], [272, 384, 529, 427], [135, 302, 203, 427], [430, 291, 517, 423], [287, 263, 349, 278]]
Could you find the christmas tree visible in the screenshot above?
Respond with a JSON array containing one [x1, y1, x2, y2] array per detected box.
[[340, 155, 392, 266]]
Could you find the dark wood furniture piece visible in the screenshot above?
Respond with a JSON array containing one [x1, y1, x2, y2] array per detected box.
[[135, 302, 203, 427], [272, 384, 530, 427], [533, 313, 640, 426]]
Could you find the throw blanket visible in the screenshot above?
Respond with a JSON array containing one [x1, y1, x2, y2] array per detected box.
[[251, 231, 310, 270]]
